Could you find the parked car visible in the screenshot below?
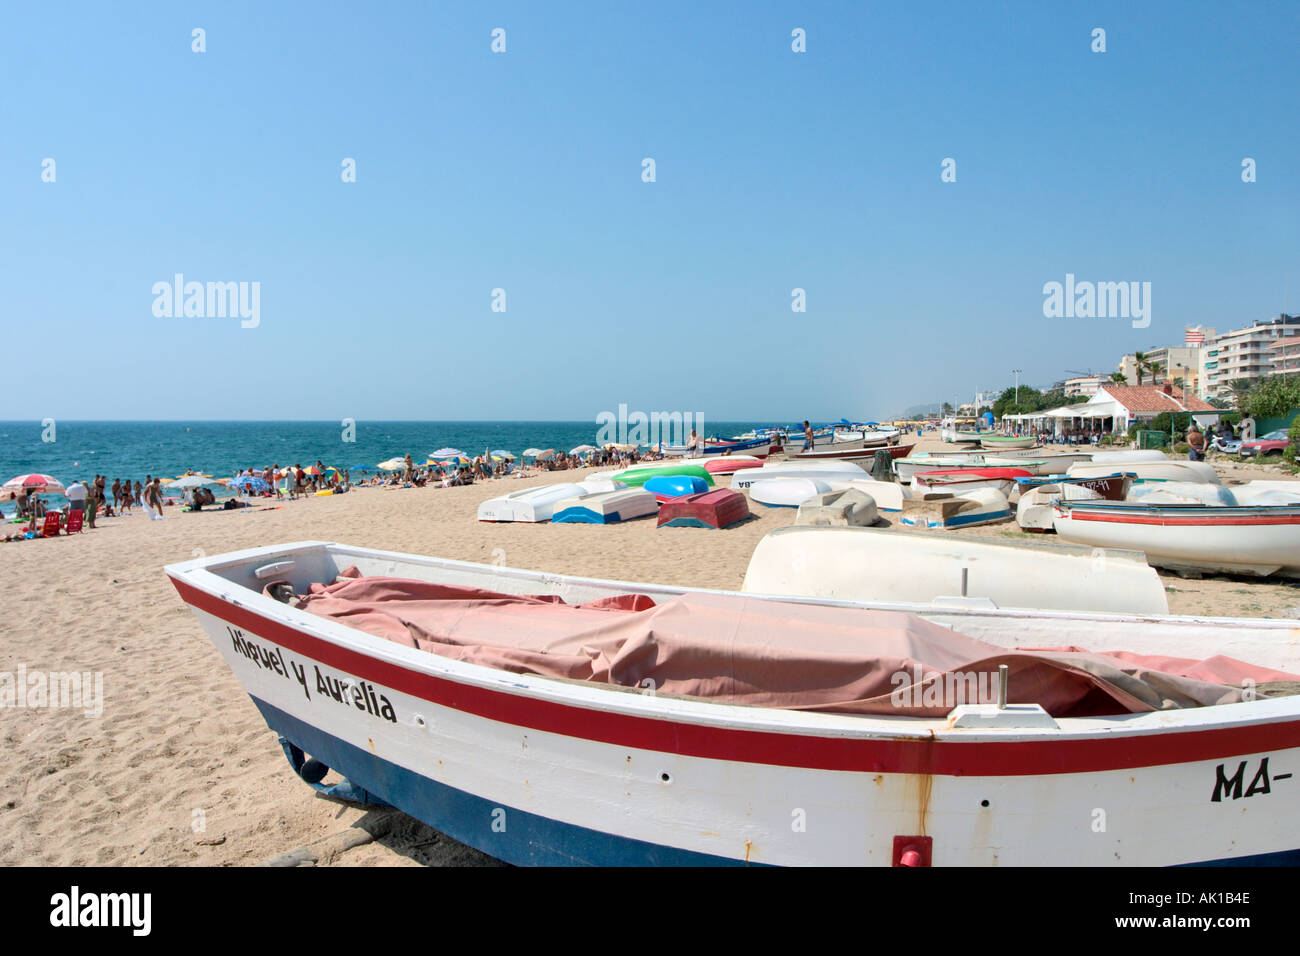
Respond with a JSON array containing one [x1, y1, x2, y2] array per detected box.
[[1238, 429, 1293, 458], [1210, 435, 1242, 454]]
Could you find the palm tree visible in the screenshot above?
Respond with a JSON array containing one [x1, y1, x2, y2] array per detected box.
[[1134, 352, 1148, 386], [1226, 378, 1255, 411], [1109, 371, 1127, 384]]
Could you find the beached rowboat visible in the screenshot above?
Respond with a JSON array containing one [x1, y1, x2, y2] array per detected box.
[[551, 489, 658, 524], [1053, 500, 1300, 577], [167, 541, 1300, 866], [978, 436, 1038, 451], [656, 489, 750, 529], [477, 483, 586, 522]]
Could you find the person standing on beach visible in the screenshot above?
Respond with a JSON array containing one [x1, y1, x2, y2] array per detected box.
[[145, 477, 165, 519], [66, 479, 88, 517], [1186, 422, 1206, 462], [802, 421, 814, 452], [86, 476, 99, 528]]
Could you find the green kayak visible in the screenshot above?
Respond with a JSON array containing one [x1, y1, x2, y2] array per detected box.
[[612, 463, 715, 488]]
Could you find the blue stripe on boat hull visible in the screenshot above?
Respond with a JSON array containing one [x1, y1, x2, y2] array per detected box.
[[251, 698, 1300, 867], [551, 509, 622, 524], [251, 697, 744, 866]]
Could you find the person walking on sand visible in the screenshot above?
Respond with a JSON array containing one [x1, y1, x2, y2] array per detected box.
[[802, 420, 814, 453], [145, 476, 166, 520]]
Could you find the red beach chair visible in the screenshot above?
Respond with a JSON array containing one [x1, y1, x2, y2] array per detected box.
[[64, 510, 84, 534], [40, 513, 62, 537]]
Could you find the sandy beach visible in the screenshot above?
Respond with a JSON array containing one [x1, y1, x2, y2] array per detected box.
[[4, 433, 1299, 867]]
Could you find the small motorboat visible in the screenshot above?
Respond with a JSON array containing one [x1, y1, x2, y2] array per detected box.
[[552, 489, 659, 524], [1013, 473, 1134, 501], [656, 489, 751, 529], [1053, 500, 1300, 577]]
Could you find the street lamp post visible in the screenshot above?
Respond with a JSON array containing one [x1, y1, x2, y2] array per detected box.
[[1013, 369, 1022, 406]]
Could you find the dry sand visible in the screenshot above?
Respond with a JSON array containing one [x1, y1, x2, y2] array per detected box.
[[3, 434, 1298, 866]]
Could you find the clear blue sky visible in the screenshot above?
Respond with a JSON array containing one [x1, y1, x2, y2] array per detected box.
[[3, 1, 1297, 421]]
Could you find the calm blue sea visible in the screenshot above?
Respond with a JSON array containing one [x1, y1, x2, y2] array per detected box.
[[0, 420, 789, 511]]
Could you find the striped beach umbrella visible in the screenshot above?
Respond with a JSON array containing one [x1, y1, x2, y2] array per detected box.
[[3, 473, 66, 495]]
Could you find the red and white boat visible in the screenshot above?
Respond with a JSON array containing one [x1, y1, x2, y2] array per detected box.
[[702, 455, 764, 475], [656, 489, 750, 529], [1053, 501, 1300, 578], [166, 541, 1300, 866]]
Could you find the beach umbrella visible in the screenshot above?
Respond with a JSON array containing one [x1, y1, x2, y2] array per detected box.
[[569, 444, 599, 456], [490, 449, 515, 460], [521, 448, 544, 458], [429, 448, 467, 460], [377, 458, 405, 471], [170, 475, 220, 490], [2, 473, 66, 495], [345, 464, 373, 473]]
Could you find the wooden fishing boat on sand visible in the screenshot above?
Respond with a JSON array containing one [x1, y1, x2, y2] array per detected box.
[[1053, 500, 1300, 578], [167, 541, 1300, 866]]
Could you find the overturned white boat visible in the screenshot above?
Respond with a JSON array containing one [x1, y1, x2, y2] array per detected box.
[[899, 488, 1012, 530], [824, 477, 910, 512], [743, 525, 1168, 614], [731, 461, 865, 491], [167, 541, 1300, 867], [551, 488, 658, 524], [793, 488, 880, 527], [1067, 459, 1221, 484], [748, 477, 832, 509], [477, 482, 586, 522]]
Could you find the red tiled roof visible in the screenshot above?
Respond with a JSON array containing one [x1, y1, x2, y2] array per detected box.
[[1099, 385, 1217, 413]]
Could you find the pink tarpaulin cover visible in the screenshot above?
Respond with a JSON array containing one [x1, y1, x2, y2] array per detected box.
[[289, 571, 1298, 718]]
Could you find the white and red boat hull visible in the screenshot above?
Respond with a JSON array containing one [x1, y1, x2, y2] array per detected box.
[[167, 542, 1300, 866]]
